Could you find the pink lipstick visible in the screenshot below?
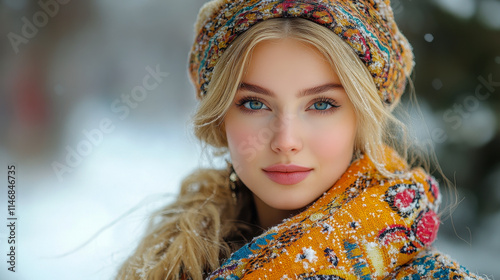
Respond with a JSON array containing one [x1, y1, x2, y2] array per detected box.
[[262, 164, 312, 185]]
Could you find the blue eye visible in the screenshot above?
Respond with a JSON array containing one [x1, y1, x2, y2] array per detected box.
[[245, 100, 265, 110], [236, 97, 269, 112], [307, 98, 340, 113], [311, 101, 332, 110]]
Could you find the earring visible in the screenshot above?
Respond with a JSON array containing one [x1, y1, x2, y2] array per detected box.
[[227, 161, 239, 204], [229, 170, 238, 204]]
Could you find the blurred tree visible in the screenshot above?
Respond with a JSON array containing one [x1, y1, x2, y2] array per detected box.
[[394, 0, 500, 228]]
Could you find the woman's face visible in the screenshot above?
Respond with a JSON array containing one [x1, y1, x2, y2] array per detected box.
[[224, 38, 357, 216]]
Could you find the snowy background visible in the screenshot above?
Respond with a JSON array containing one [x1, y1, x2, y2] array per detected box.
[[0, 0, 498, 279]]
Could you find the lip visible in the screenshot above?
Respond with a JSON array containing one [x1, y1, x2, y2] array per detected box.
[[263, 164, 312, 185], [263, 164, 313, 172]]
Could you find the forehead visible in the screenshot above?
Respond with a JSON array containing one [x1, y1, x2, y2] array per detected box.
[[241, 38, 340, 88]]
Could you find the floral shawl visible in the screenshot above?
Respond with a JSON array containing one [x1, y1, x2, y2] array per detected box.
[[208, 147, 484, 279]]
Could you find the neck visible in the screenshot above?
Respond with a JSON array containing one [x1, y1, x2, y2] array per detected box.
[[252, 195, 302, 230]]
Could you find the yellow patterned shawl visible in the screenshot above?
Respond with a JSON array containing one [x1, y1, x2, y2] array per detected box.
[[209, 147, 443, 279]]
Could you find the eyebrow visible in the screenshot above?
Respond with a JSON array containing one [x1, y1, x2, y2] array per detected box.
[[238, 82, 343, 97]]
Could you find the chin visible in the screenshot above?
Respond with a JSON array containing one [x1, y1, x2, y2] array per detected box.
[[268, 200, 312, 212]]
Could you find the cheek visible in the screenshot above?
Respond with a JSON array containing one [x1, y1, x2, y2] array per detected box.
[[309, 117, 357, 159], [310, 132, 351, 158], [227, 119, 252, 145], [225, 114, 266, 165], [226, 122, 248, 155]]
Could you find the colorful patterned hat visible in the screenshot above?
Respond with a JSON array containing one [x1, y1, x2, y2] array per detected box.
[[188, 0, 414, 106]]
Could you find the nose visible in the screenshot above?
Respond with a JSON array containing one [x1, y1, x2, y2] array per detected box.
[[270, 114, 303, 155]]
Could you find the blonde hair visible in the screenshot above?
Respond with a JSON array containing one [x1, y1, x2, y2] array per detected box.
[[115, 18, 420, 280]]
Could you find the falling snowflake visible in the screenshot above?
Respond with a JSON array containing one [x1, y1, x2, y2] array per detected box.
[[424, 33, 434, 42]]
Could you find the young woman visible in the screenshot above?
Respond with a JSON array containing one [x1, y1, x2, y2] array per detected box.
[[115, 1, 485, 279]]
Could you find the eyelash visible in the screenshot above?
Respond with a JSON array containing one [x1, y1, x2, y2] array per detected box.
[[235, 96, 341, 114], [308, 97, 341, 114], [235, 96, 267, 114]]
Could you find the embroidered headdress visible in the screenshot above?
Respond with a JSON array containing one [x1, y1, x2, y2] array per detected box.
[[188, 0, 414, 106]]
